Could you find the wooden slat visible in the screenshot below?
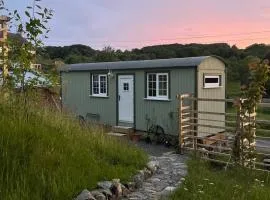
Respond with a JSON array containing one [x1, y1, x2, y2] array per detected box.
[[181, 130, 191, 135], [183, 97, 233, 103], [196, 148, 231, 157], [256, 136, 270, 139], [253, 162, 270, 167], [181, 106, 191, 111], [184, 135, 229, 143], [181, 124, 191, 128], [183, 122, 233, 130], [197, 143, 232, 151], [182, 117, 191, 122]]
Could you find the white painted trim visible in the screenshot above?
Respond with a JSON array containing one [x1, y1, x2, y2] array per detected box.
[[118, 75, 134, 123], [91, 74, 108, 96], [89, 95, 108, 98], [147, 72, 169, 99], [203, 75, 221, 89], [144, 97, 171, 101]]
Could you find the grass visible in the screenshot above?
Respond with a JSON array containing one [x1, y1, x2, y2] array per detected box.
[[170, 159, 270, 200], [0, 91, 147, 200]]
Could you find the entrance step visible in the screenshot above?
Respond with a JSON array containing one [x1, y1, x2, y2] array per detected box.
[[112, 126, 134, 134]]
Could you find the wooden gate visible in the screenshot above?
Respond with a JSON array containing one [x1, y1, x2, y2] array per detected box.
[[177, 93, 270, 171]]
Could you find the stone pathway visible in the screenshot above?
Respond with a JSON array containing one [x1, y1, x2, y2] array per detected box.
[[123, 144, 187, 200]]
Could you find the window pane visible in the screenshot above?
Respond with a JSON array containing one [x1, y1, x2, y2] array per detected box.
[[158, 74, 168, 96], [100, 75, 107, 94], [123, 83, 129, 91], [92, 75, 99, 94], [93, 75, 98, 82], [148, 74, 157, 97], [205, 77, 219, 83]]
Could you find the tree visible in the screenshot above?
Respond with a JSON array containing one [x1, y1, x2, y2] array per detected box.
[[0, 0, 53, 90]]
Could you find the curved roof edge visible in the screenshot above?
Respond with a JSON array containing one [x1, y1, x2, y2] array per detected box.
[[59, 55, 225, 72]]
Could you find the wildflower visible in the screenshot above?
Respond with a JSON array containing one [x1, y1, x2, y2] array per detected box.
[[209, 182, 214, 185], [203, 178, 209, 181], [184, 187, 188, 191], [198, 184, 203, 187], [254, 179, 260, 182], [198, 190, 204, 194], [180, 178, 185, 181]]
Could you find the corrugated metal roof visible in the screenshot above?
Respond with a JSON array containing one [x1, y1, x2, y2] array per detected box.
[[59, 56, 223, 72]]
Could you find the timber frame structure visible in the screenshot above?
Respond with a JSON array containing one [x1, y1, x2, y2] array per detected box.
[[177, 93, 270, 172]]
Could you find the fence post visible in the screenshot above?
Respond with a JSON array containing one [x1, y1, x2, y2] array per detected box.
[[178, 94, 183, 154]]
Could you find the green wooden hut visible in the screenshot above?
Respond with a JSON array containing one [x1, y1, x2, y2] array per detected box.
[[59, 56, 226, 136]]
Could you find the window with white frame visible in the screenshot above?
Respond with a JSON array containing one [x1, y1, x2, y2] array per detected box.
[[147, 73, 169, 100], [91, 74, 108, 97], [204, 75, 222, 88]]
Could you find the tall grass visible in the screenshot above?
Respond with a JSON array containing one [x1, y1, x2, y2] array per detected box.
[[0, 91, 147, 200], [170, 159, 270, 200]]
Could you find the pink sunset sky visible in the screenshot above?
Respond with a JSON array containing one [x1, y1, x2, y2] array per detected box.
[[7, 0, 270, 49]]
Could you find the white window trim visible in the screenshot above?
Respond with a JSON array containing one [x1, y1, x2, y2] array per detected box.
[[147, 72, 169, 100], [91, 74, 108, 97], [204, 75, 222, 89]]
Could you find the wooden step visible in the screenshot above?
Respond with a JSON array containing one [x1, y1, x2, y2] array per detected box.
[[112, 126, 134, 134]]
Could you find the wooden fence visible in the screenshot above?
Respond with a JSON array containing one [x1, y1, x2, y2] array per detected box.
[[177, 93, 270, 172]]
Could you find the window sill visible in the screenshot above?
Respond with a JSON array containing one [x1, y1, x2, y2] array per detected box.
[[144, 98, 171, 102], [203, 86, 223, 89], [89, 95, 109, 98]]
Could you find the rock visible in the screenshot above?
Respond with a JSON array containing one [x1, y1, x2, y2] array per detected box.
[[100, 189, 112, 198], [147, 161, 159, 173], [111, 179, 122, 198], [90, 190, 106, 200], [133, 173, 144, 189], [160, 186, 176, 198], [97, 181, 112, 190], [75, 189, 96, 200], [143, 168, 152, 179], [125, 182, 136, 191], [121, 185, 130, 197]]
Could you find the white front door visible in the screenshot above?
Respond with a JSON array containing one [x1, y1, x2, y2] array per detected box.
[[118, 75, 134, 123]]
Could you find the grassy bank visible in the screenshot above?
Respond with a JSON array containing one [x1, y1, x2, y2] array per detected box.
[[171, 159, 270, 200], [0, 92, 147, 200]]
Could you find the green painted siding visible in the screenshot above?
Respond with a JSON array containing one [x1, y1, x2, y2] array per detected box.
[[61, 68, 196, 135]]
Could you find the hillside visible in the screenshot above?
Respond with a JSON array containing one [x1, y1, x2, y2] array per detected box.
[[39, 43, 270, 83], [0, 92, 147, 200]]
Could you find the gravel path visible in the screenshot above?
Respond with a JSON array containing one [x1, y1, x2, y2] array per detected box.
[[124, 142, 187, 200]]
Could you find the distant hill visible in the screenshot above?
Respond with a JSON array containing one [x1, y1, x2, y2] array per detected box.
[[39, 43, 270, 82]]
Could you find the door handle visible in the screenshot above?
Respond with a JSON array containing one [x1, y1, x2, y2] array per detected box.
[[118, 95, 120, 101]]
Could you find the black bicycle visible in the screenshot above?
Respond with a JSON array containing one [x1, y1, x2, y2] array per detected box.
[[145, 124, 169, 145]]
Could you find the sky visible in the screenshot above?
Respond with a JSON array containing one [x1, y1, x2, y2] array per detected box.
[[5, 0, 270, 50]]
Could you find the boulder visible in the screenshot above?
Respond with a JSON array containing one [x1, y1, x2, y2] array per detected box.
[[75, 189, 96, 200], [99, 189, 112, 198], [125, 182, 136, 191], [111, 179, 122, 198], [147, 161, 159, 173], [97, 181, 112, 190], [90, 190, 106, 200], [143, 167, 152, 179]]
